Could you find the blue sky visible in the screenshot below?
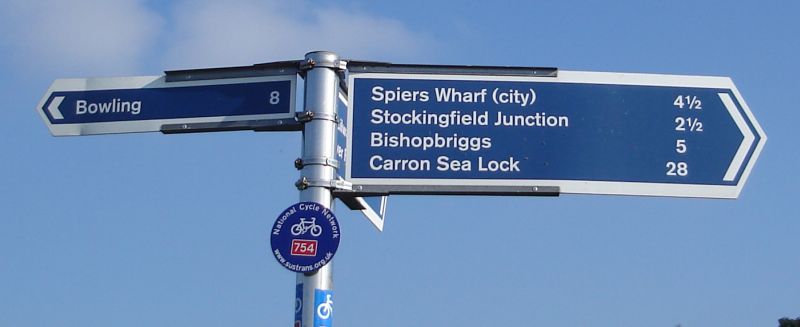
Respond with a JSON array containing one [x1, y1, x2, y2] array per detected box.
[[1, 1, 797, 326]]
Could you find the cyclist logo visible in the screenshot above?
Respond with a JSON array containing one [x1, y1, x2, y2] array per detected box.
[[290, 217, 322, 237], [316, 293, 333, 320], [313, 289, 334, 326]]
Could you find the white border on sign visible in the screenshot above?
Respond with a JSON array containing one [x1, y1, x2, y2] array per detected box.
[[344, 70, 767, 199], [37, 74, 298, 136]]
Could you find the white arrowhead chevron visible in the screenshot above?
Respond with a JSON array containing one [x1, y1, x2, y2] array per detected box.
[[719, 93, 755, 182], [47, 96, 65, 120]]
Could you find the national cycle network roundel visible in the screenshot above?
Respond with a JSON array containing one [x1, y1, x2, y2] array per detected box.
[[270, 202, 341, 273]]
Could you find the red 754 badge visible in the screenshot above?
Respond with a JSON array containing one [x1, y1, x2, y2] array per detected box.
[[291, 239, 318, 256]]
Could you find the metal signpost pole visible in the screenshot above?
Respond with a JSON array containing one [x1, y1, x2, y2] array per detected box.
[[297, 51, 341, 327]]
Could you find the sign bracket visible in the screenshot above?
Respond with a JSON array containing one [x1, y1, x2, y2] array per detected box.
[[160, 116, 303, 134], [337, 195, 388, 232], [164, 60, 301, 82], [345, 60, 559, 77], [334, 185, 560, 198]]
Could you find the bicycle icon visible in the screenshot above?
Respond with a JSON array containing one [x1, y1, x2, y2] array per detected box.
[[291, 217, 322, 237], [316, 294, 333, 320]]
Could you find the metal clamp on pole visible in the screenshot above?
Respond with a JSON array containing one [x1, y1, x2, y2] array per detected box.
[[295, 176, 352, 191], [294, 157, 340, 170], [296, 111, 338, 123], [300, 57, 347, 72]]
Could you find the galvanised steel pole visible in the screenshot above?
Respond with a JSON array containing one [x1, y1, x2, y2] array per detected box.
[[297, 51, 340, 327]]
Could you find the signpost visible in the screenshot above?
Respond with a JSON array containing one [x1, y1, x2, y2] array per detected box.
[[37, 74, 296, 136], [346, 69, 766, 198], [36, 53, 767, 326]]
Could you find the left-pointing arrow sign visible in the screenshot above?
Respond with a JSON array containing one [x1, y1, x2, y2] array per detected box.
[[47, 96, 65, 120], [37, 74, 296, 136]]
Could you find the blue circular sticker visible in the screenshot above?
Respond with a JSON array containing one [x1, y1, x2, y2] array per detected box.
[[270, 202, 340, 273]]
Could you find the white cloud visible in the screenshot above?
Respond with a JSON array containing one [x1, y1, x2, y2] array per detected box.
[[0, 0, 162, 77], [161, 0, 434, 69], [311, 7, 428, 60], [0, 0, 433, 76]]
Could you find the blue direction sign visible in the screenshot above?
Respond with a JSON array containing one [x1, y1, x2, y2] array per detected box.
[[37, 75, 296, 136], [346, 71, 766, 198]]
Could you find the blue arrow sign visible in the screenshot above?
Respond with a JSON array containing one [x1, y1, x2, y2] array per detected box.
[[346, 71, 766, 198], [37, 75, 296, 136]]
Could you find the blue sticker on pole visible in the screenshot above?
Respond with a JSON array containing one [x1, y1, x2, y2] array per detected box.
[[294, 283, 303, 327], [270, 202, 340, 273], [314, 289, 334, 327]]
